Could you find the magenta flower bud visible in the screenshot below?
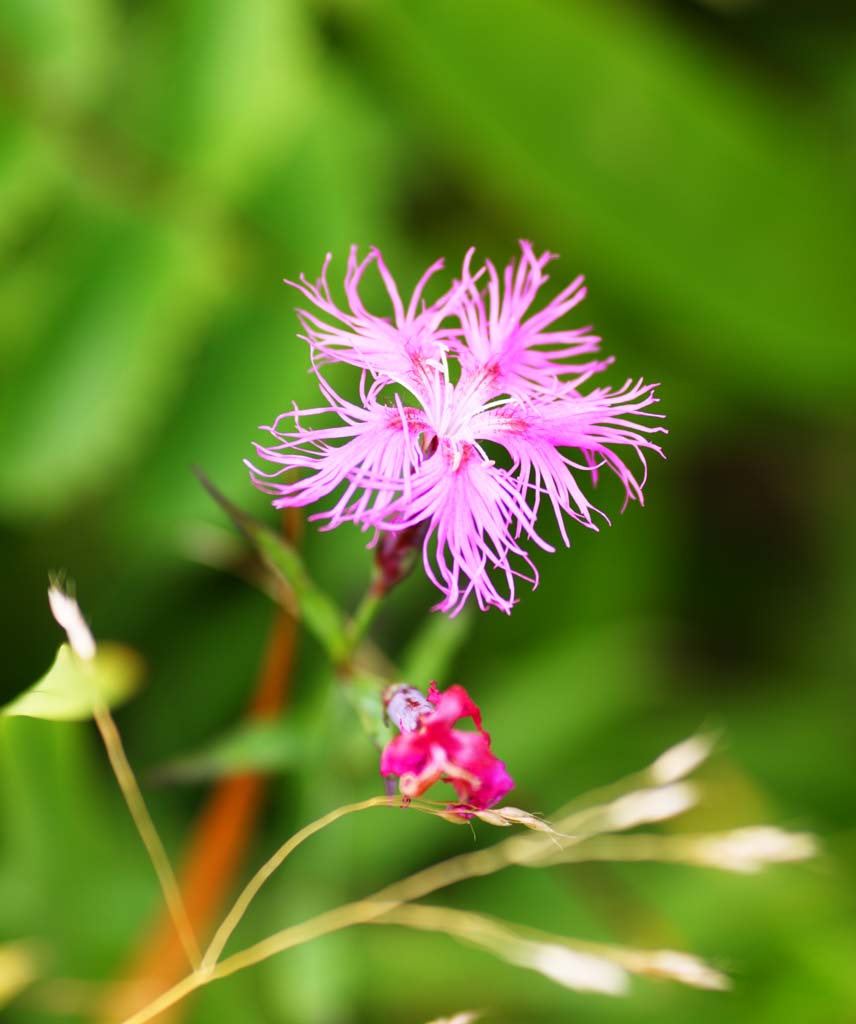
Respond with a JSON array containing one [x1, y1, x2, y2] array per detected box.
[[381, 682, 514, 816]]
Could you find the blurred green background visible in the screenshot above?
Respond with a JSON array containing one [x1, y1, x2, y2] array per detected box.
[[1, 0, 855, 1021]]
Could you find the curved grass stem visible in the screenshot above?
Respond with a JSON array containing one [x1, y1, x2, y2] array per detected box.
[[120, 812, 564, 1024], [93, 705, 202, 971], [201, 795, 403, 968]]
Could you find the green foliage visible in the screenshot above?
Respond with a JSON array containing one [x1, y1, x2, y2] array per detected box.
[[1, 1, 854, 1022], [154, 718, 304, 783], [2, 643, 143, 721]]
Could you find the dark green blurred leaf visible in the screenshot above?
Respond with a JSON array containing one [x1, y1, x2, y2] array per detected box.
[[153, 718, 303, 783], [1, 642, 143, 721], [354, 0, 856, 407]]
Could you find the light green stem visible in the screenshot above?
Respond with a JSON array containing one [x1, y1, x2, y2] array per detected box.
[[340, 580, 385, 670], [201, 795, 401, 969]]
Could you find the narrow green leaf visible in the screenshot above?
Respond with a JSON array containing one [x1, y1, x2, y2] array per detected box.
[[2, 643, 143, 721], [195, 469, 348, 660], [153, 719, 303, 783]]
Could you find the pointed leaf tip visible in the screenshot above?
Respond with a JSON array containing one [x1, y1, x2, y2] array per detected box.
[[2, 643, 144, 721]]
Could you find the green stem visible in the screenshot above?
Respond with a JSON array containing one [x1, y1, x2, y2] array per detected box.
[[335, 576, 393, 749], [200, 795, 402, 969], [340, 580, 384, 669]]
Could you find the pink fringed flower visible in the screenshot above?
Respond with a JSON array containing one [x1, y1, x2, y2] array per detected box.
[[381, 683, 514, 814], [453, 240, 609, 398], [246, 243, 666, 614], [284, 247, 465, 392]]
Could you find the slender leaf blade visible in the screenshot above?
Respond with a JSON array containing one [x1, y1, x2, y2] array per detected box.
[[154, 719, 304, 783], [195, 469, 348, 660]]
